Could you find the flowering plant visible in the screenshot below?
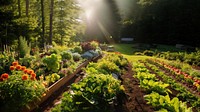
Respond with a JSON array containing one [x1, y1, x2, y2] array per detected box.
[[0, 61, 46, 112]]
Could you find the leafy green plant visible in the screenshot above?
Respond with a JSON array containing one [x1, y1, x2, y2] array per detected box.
[[42, 53, 61, 72], [45, 73, 61, 85], [72, 53, 81, 61], [60, 51, 72, 60], [140, 79, 171, 95], [19, 55, 36, 68], [52, 74, 124, 112], [0, 52, 15, 74], [72, 46, 82, 54], [145, 92, 193, 112]]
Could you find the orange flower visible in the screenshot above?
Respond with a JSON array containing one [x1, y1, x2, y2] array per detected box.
[[22, 74, 29, 80], [10, 66, 15, 71], [21, 66, 26, 71], [31, 73, 36, 78], [28, 70, 34, 75], [30, 76, 36, 81], [12, 61, 19, 66], [1, 73, 9, 80], [16, 65, 22, 70], [23, 69, 28, 74]]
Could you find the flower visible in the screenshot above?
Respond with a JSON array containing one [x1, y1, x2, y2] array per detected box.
[[31, 73, 36, 78], [23, 69, 29, 74], [10, 66, 15, 71], [12, 61, 19, 66], [28, 70, 34, 75], [16, 65, 22, 70], [30, 76, 36, 81], [21, 66, 26, 71], [1, 73, 9, 80], [22, 74, 29, 80]]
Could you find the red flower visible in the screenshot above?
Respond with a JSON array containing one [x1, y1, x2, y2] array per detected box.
[[21, 66, 26, 71], [22, 74, 29, 80], [23, 69, 28, 74], [10, 66, 15, 71], [1, 73, 9, 80], [12, 61, 19, 66], [16, 65, 22, 70], [28, 70, 34, 75], [30, 76, 36, 81], [31, 73, 36, 78]]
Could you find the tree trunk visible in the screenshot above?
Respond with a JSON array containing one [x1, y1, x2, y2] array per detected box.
[[49, 0, 54, 45], [41, 0, 45, 47], [26, 0, 29, 16], [18, 0, 21, 17]]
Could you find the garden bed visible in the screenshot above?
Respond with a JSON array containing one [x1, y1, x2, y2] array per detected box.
[[21, 55, 101, 112]]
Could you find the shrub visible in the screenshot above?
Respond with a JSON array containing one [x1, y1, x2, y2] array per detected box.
[[72, 53, 81, 61], [60, 51, 72, 60], [73, 46, 82, 54], [19, 36, 31, 58], [42, 54, 61, 72]]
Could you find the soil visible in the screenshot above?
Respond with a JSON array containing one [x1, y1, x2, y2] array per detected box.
[[119, 64, 155, 112]]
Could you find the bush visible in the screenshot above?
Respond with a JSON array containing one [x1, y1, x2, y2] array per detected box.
[[19, 36, 31, 58], [42, 54, 61, 72], [60, 51, 72, 60], [72, 46, 82, 54], [72, 53, 81, 61]]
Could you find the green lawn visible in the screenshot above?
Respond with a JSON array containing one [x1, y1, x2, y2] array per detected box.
[[109, 43, 180, 63]]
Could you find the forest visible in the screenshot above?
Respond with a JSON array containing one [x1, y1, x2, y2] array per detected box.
[[1, 0, 200, 49]]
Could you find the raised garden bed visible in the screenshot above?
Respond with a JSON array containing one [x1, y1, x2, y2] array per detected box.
[[21, 55, 101, 112]]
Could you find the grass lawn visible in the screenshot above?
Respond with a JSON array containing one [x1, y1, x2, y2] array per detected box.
[[109, 43, 180, 63]]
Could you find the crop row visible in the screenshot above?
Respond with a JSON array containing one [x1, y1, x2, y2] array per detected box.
[[51, 53, 129, 112], [142, 59, 200, 111], [133, 61, 193, 112]]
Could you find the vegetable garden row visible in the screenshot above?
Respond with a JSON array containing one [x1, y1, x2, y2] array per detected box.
[[133, 58, 200, 112]]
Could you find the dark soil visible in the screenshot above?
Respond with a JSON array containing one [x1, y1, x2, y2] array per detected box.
[[119, 64, 155, 112]]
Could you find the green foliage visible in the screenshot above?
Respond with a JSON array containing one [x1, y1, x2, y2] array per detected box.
[[140, 79, 171, 95], [42, 54, 61, 72], [19, 55, 36, 68], [52, 74, 124, 112], [45, 73, 60, 85], [0, 52, 15, 74], [19, 36, 31, 58], [60, 51, 72, 60], [143, 50, 155, 56], [72, 53, 81, 61], [144, 92, 193, 112], [72, 46, 82, 54], [0, 72, 46, 112]]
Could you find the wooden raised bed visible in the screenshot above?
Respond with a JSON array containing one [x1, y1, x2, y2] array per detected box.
[[21, 55, 101, 112]]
